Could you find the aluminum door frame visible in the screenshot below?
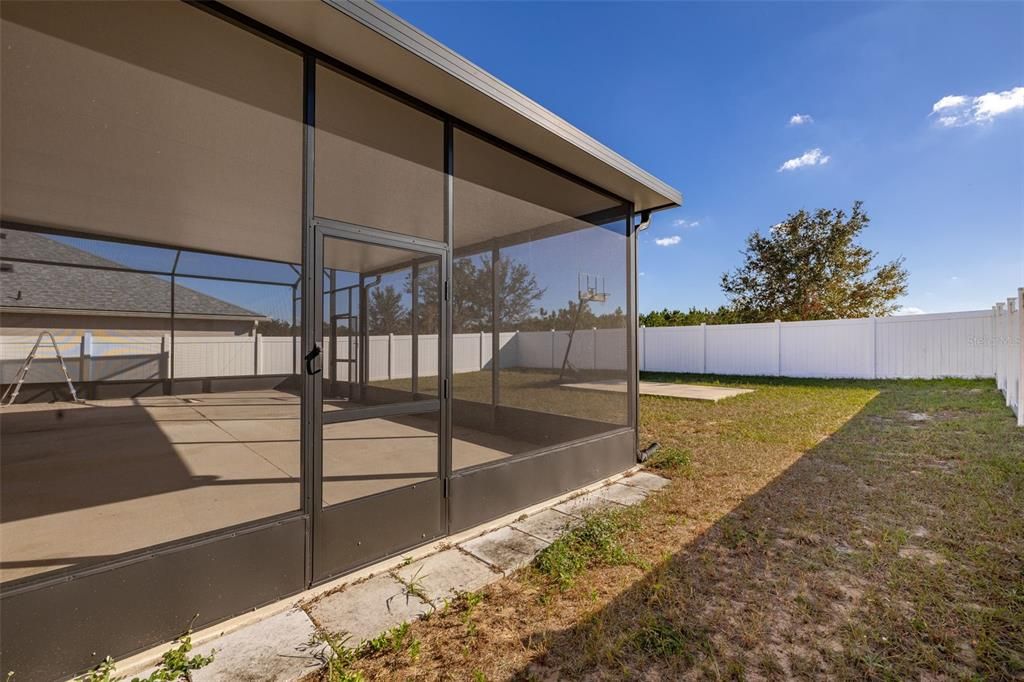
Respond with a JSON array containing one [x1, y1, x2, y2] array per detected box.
[[309, 217, 450, 583]]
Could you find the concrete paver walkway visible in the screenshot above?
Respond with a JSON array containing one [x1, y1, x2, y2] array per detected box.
[[122, 470, 670, 682]]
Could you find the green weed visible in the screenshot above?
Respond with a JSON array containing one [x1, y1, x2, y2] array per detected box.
[[534, 506, 643, 589]]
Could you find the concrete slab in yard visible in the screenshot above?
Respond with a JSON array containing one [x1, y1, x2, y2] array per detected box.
[[561, 379, 753, 402], [552, 491, 623, 518], [511, 508, 579, 543], [460, 526, 549, 574], [132, 609, 321, 682], [393, 548, 499, 604], [620, 471, 671, 492], [592, 482, 649, 506], [307, 573, 431, 644]]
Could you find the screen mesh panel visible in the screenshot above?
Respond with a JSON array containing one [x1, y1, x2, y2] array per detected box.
[[451, 129, 630, 471]]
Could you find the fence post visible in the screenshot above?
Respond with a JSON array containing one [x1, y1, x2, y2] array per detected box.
[[640, 325, 646, 372], [993, 304, 1001, 388], [515, 330, 520, 370], [775, 319, 782, 376], [1018, 288, 1024, 427], [996, 303, 1007, 394], [388, 333, 394, 381], [700, 323, 707, 374], [869, 316, 878, 379], [80, 332, 92, 382], [254, 333, 261, 377], [479, 330, 485, 371], [160, 334, 170, 380], [1009, 297, 1018, 410], [593, 327, 598, 370], [551, 329, 556, 369]]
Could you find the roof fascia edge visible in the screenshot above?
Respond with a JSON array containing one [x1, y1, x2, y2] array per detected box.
[[322, 0, 682, 207]]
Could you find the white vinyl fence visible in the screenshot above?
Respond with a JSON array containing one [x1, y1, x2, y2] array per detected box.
[[3, 291, 1021, 426], [0, 327, 630, 387], [640, 290, 1023, 426], [993, 290, 1023, 426], [641, 311, 995, 379]]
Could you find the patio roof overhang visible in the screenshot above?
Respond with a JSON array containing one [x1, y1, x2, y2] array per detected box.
[[223, 0, 682, 214], [1, 0, 679, 276]]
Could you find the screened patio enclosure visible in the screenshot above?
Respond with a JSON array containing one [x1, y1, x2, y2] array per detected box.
[[0, 1, 681, 679]]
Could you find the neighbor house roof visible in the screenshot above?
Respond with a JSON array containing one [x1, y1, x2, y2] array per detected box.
[[0, 229, 265, 320], [224, 0, 682, 213]]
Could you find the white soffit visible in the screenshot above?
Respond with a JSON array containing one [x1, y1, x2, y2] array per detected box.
[[224, 0, 682, 212]]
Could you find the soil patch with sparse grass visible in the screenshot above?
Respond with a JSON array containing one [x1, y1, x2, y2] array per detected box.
[[310, 375, 1024, 681]]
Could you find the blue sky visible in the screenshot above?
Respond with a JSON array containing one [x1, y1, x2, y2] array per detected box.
[[388, 1, 1024, 315]]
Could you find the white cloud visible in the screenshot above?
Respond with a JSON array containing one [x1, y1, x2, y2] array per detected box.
[[672, 218, 700, 228], [929, 86, 1024, 127], [777, 148, 830, 172], [789, 113, 814, 126], [932, 95, 967, 113], [974, 87, 1024, 121], [895, 306, 927, 315], [654, 235, 681, 246], [639, 272, 646, 277]]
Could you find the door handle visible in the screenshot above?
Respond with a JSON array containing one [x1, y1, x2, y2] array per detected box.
[[305, 345, 322, 375]]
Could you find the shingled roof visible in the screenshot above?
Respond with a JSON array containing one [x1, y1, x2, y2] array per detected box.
[[0, 229, 265, 319]]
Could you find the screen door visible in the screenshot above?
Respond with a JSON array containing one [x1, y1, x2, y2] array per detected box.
[[311, 219, 448, 582]]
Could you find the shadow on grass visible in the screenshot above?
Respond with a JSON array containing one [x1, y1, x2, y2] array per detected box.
[[516, 379, 1023, 680]]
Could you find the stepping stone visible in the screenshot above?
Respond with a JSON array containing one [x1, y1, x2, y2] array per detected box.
[[461, 526, 549, 574], [621, 471, 671, 492], [393, 548, 498, 604], [552, 491, 623, 518], [511, 508, 578, 543], [132, 609, 322, 682], [308, 573, 430, 645], [593, 482, 648, 506]]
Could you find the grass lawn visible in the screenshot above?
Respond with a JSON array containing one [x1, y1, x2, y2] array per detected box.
[[325, 375, 1024, 680]]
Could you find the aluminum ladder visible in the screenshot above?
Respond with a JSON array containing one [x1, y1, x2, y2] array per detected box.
[[1, 331, 84, 406]]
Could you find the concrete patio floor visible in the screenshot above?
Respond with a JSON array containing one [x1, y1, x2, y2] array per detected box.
[[122, 470, 670, 682], [562, 379, 754, 402], [0, 389, 536, 582]]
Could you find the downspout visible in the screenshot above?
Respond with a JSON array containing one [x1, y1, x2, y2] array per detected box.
[[635, 209, 652, 232], [633, 210, 650, 462]]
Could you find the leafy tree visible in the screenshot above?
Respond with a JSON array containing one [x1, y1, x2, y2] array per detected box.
[[639, 306, 741, 327], [521, 300, 626, 331], [256, 318, 298, 336], [412, 254, 546, 333], [366, 284, 409, 334], [720, 202, 908, 322]]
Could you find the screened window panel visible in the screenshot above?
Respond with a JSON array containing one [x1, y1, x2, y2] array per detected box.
[[0, 0, 303, 263], [175, 251, 300, 285], [0, 227, 179, 322], [315, 64, 444, 241], [451, 129, 630, 471], [0, 1, 303, 586], [0, 229, 179, 273], [1, 228, 304, 587], [452, 129, 623, 250], [172, 275, 299, 378]]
